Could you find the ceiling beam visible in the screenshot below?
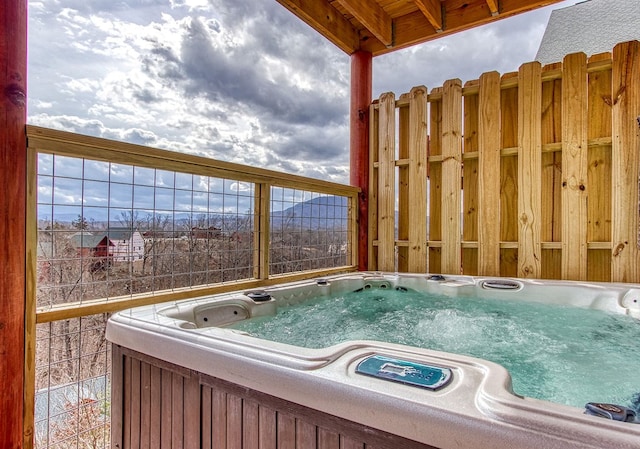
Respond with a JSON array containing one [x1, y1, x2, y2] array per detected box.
[[485, 0, 500, 16], [361, 0, 565, 56], [414, 0, 443, 32], [275, 0, 565, 56], [338, 0, 393, 47], [275, 0, 361, 54]]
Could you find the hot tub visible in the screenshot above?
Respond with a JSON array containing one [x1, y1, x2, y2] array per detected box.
[[107, 272, 640, 449]]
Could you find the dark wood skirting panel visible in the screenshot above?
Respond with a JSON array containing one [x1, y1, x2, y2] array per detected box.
[[112, 345, 440, 449]]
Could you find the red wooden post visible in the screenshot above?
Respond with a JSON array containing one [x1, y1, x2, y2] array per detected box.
[[350, 50, 372, 271], [1, 1, 27, 448]]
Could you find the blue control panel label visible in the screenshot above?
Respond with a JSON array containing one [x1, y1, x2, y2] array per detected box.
[[356, 355, 452, 390]]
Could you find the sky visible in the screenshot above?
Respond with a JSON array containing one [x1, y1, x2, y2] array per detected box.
[[27, 0, 583, 186]]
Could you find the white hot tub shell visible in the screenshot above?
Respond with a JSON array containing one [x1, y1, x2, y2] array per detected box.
[[107, 272, 640, 449]]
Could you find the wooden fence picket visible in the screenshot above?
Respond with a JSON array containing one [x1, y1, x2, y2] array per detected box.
[[477, 71, 501, 276], [499, 73, 519, 277], [428, 88, 443, 273], [517, 61, 542, 279], [611, 41, 640, 283], [586, 52, 613, 281], [463, 79, 479, 275], [377, 92, 396, 272], [441, 79, 463, 274], [561, 52, 588, 280], [407, 86, 429, 273]]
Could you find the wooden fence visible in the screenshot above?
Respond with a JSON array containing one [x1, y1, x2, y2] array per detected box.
[[369, 40, 640, 282]]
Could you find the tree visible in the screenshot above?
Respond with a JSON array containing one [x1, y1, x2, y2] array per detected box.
[[117, 210, 145, 230], [71, 215, 89, 230], [43, 396, 110, 449]]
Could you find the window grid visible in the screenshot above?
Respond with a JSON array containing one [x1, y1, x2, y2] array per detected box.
[[270, 187, 350, 275], [37, 155, 257, 310], [35, 315, 111, 449]]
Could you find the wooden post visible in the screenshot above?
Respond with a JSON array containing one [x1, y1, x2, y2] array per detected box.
[[350, 51, 372, 271], [1, 1, 27, 448], [253, 183, 270, 280]]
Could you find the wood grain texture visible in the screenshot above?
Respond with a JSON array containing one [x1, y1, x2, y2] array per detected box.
[[408, 86, 429, 272], [254, 183, 271, 280], [277, 413, 296, 449], [2, 2, 27, 448], [350, 51, 372, 271], [561, 52, 588, 280], [440, 79, 463, 274], [139, 361, 151, 448], [611, 41, 640, 283], [243, 400, 260, 449], [397, 95, 410, 272], [368, 103, 380, 269], [540, 64, 562, 273], [113, 346, 440, 449], [24, 148, 38, 449], [587, 53, 613, 281], [259, 406, 277, 449], [517, 62, 542, 278], [463, 80, 479, 275], [477, 71, 501, 276], [428, 89, 443, 274], [212, 388, 227, 449], [358, 0, 565, 56], [27, 126, 359, 197], [377, 92, 397, 271], [500, 78, 519, 277], [227, 394, 243, 448], [111, 347, 124, 449], [296, 420, 317, 449]]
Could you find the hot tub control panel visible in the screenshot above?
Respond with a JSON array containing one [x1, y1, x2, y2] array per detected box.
[[356, 355, 452, 390]]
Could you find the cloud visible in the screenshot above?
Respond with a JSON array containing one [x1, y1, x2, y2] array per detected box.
[[373, 2, 579, 97], [28, 0, 581, 189], [142, 14, 347, 129], [28, 0, 351, 183]]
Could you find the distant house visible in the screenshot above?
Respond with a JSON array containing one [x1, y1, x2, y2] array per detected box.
[[190, 226, 222, 239], [536, 0, 640, 65], [71, 228, 145, 263], [106, 228, 145, 262]]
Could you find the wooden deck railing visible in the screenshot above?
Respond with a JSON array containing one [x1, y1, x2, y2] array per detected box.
[[24, 125, 359, 449]]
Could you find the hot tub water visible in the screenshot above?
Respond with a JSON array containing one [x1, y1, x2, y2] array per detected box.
[[230, 287, 640, 412]]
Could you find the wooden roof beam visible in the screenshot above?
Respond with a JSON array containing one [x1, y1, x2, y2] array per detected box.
[[338, 0, 394, 47], [414, 0, 444, 32], [361, 0, 566, 56], [485, 0, 500, 16], [275, 0, 361, 54]]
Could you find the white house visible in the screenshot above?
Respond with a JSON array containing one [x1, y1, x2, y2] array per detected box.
[[71, 227, 145, 263], [106, 228, 145, 262]]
